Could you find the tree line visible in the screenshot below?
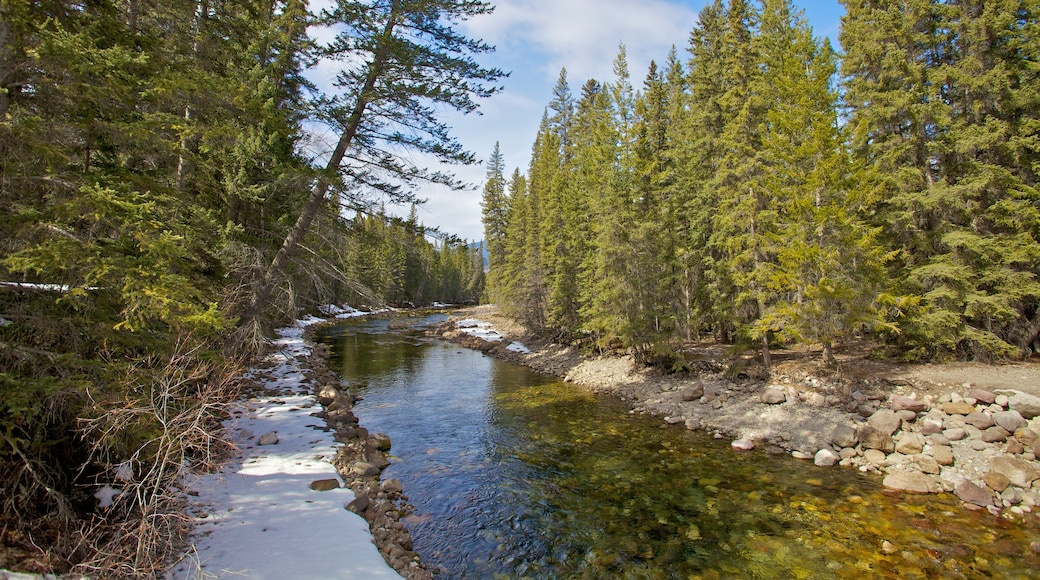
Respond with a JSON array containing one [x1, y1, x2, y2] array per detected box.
[[483, 0, 1040, 367], [0, 0, 496, 573]]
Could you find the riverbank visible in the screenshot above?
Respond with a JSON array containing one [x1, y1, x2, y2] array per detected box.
[[440, 305, 1040, 528], [165, 308, 431, 579]]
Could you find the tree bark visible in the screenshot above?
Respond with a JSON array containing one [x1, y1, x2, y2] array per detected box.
[[245, 1, 401, 323]]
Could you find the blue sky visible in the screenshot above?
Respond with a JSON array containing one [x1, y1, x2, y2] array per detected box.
[[380, 0, 846, 241]]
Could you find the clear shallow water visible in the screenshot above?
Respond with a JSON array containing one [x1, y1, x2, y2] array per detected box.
[[317, 315, 1040, 579]]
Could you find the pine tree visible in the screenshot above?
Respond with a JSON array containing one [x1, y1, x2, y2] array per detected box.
[[481, 142, 509, 303]]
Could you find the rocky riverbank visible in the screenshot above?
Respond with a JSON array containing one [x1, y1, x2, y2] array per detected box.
[[437, 306, 1040, 526]]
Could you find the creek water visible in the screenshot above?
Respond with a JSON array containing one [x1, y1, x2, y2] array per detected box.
[[317, 314, 1040, 579]]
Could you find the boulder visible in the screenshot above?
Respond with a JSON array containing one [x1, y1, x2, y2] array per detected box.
[[955, 481, 994, 507], [984, 471, 1011, 493], [981, 426, 1010, 443], [919, 419, 944, 435], [890, 395, 929, 413], [857, 425, 895, 453], [309, 478, 341, 491], [369, 432, 392, 451], [863, 449, 887, 465], [1003, 390, 1040, 419], [346, 494, 370, 514], [830, 424, 858, 449], [994, 411, 1029, 434], [731, 438, 755, 451], [868, 409, 902, 436], [351, 461, 381, 477], [1015, 428, 1039, 445], [814, 449, 840, 467], [932, 445, 955, 466], [943, 428, 967, 441], [682, 384, 705, 401], [317, 384, 340, 405], [380, 478, 404, 495], [988, 456, 1040, 488], [883, 469, 939, 493], [966, 389, 997, 405], [760, 387, 787, 405], [963, 412, 995, 430], [942, 401, 976, 416], [257, 431, 279, 446], [915, 455, 940, 475], [895, 433, 925, 455]]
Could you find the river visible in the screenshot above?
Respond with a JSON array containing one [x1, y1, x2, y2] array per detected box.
[[316, 314, 1040, 579]]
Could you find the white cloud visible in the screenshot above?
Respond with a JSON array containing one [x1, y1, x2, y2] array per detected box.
[[464, 0, 700, 85]]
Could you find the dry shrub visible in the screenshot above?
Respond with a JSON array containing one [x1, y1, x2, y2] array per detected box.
[[69, 339, 243, 578]]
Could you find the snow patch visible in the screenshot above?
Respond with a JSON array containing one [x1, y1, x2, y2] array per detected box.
[[457, 318, 531, 354]]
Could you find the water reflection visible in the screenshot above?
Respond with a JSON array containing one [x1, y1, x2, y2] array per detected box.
[[317, 316, 1040, 579]]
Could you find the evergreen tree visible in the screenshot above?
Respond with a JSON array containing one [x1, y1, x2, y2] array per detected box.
[[481, 142, 508, 303]]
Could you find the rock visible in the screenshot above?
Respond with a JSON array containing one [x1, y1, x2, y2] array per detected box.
[[942, 401, 976, 416], [895, 433, 925, 455], [963, 412, 995, 430], [984, 471, 1011, 493], [351, 461, 381, 477], [310, 478, 341, 491], [919, 419, 943, 435], [791, 450, 814, 460], [988, 456, 1040, 488], [932, 445, 955, 466], [928, 433, 951, 446], [916, 455, 940, 474], [317, 384, 340, 405], [995, 394, 1010, 408], [760, 387, 787, 405], [1015, 428, 1039, 445], [881, 540, 898, 554], [857, 425, 895, 453], [346, 494, 370, 514], [943, 428, 967, 441], [981, 426, 1010, 443], [731, 438, 755, 451], [863, 449, 887, 465], [1001, 487, 1023, 506], [895, 409, 918, 424], [994, 410, 1029, 433], [682, 384, 705, 401], [258, 431, 279, 446], [857, 404, 877, 417], [967, 389, 997, 405], [868, 409, 902, 436], [890, 395, 928, 413], [685, 418, 701, 431], [814, 449, 840, 467], [664, 416, 684, 425], [381, 479, 404, 495], [883, 469, 939, 493], [830, 424, 858, 449], [839, 447, 858, 460], [369, 433, 392, 451], [1002, 390, 1040, 419], [1006, 439, 1026, 455], [955, 481, 994, 507]]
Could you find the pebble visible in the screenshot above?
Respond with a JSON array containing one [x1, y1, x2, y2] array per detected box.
[[791, 450, 813, 460]]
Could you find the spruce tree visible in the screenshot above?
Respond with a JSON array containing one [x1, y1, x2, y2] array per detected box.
[[481, 142, 509, 303]]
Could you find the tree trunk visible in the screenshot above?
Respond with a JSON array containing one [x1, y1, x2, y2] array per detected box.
[[245, 2, 401, 324]]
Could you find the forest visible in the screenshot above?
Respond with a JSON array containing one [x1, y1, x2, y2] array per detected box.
[[483, 0, 1040, 368], [0, 0, 494, 574]]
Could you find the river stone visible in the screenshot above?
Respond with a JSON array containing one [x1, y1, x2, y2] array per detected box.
[[840, 447, 858, 460], [967, 389, 997, 405], [351, 461, 381, 477], [682, 384, 705, 401], [381, 478, 404, 495], [791, 450, 813, 460], [317, 384, 340, 405], [989, 456, 1040, 487], [932, 445, 955, 466], [891, 395, 929, 413], [731, 438, 755, 451], [814, 449, 840, 467], [369, 432, 392, 451], [963, 412, 995, 430], [994, 411, 1029, 433], [868, 409, 902, 436], [981, 426, 1011, 443], [1002, 390, 1040, 419], [1006, 439, 1026, 455], [895, 409, 918, 424], [895, 433, 925, 455], [919, 418, 943, 435], [984, 471, 1011, 493], [863, 449, 887, 465], [916, 455, 940, 474], [685, 418, 701, 431], [1015, 428, 1039, 445], [883, 469, 939, 493], [942, 428, 967, 441], [346, 494, 370, 514], [310, 478, 341, 491], [942, 401, 976, 416], [664, 416, 685, 425], [995, 394, 1010, 408], [858, 425, 895, 452], [258, 431, 279, 446], [955, 481, 994, 507], [830, 424, 858, 448], [761, 387, 787, 405]]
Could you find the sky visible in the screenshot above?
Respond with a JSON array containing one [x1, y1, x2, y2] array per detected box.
[[321, 0, 846, 242]]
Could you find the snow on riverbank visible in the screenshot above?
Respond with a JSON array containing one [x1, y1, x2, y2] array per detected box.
[[167, 307, 400, 579], [455, 319, 531, 354]]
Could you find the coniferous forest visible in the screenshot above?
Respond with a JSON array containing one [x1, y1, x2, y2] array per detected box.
[[483, 0, 1040, 367], [0, 0, 495, 573]]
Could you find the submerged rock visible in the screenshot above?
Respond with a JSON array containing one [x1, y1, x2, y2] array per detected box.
[[814, 449, 839, 467], [731, 438, 755, 451]]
